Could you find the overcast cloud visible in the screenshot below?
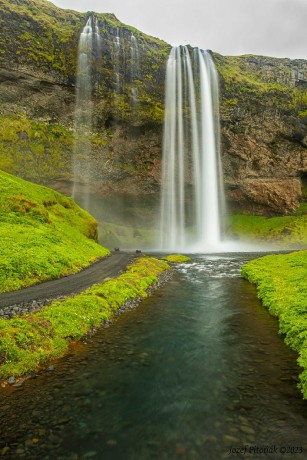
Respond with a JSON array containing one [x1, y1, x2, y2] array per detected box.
[[51, 0, 307, 59]]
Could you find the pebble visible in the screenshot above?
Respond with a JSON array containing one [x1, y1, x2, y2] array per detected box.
[[175, 444, 187, 455], [106, 440, 117, 446], [1, 446, 10, 455], [84, 451, 97, 458], [240, 425, 255, 435], [238, 415, 249, 425], [223, 435, 239, 443], [13, 378, 25, 388], [8, 377, 16, 385], [206, 435, 217, 442]]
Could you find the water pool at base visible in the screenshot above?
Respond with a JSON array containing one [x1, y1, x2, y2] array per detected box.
[[0, 254, 306, 460]]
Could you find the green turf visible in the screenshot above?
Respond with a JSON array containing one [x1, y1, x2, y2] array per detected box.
[[0, 170, 109, 292], [242, 250, 307, 398]]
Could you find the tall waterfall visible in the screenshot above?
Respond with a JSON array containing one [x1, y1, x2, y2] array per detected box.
[[160, 46, 225, 252], [72, 16, 101, 204], [130, 34, 139, 104]]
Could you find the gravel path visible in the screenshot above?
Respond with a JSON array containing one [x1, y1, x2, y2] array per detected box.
[[0, 252, 137, 315]]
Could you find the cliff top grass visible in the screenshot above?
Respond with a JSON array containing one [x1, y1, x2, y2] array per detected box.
[[241, 250, 307, 399], [213, 52, 307, 116], [0, 256, 169, 379], [0, 170, 109, 293]]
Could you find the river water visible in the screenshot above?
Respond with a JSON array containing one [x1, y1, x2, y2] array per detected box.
[[0, 254, 307, 460]]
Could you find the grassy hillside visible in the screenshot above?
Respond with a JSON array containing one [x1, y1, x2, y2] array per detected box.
[[229, 208, 307, 247], [242, 251, 307, 399], [0, 170, 109, 292]]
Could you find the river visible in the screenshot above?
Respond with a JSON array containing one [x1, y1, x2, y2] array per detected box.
[[0, 254, 306, 460]]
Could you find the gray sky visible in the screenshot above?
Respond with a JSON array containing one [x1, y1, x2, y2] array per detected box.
[[51, 0, 307, 59]]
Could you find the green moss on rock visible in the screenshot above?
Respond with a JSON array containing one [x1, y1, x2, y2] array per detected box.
[[162, 254, 191, 263]]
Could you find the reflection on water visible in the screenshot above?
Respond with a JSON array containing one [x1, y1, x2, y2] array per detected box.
[[0, 255, 306, 459]]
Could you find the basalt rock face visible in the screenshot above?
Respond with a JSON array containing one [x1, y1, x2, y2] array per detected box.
[[215, 54, 307, 214], [0, 0, 306, 215]]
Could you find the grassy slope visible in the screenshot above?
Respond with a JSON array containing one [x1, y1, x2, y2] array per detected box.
[[229, 209, 307, 247], [0, 257, 169, 378], [242, 251, 307, 398], [0, 170, 109, 292]]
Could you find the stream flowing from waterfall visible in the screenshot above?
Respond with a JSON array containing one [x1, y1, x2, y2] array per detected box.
[[0, 254, 306, 459], [160, 46, 225, 253]]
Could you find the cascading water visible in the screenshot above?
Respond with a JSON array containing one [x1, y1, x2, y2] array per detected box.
[[130, 34, 139, 104], [113, 28, 121, 93], [72, 16, 101, 206], [160, 46, 225, 252]]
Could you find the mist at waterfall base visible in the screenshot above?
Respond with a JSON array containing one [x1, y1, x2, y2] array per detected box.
[[72, 24, 284, 254]]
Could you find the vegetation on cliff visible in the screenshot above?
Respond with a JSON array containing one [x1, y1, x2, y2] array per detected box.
[[0, 170, 109, 293], [229, 209, 307, 247], [0, 256, 169, 378], [0, 115, 74, 183], [242, 250, 307, 399]]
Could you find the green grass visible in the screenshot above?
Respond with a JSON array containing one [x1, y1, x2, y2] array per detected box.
[[0, 170, 110, 292], [241, 250, 307, 398], [162, 254, 191, 263], [229, 212, 307, 247], [0, 256, 169, 378]]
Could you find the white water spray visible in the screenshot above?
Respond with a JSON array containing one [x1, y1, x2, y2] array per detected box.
[[73, 16, 101, 205], [160, 46, 225, 252], [130, 34, 139, 104], [113, 28, 121, 93]]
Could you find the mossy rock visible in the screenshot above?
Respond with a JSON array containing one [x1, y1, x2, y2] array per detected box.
[[162, 254, 191, 263]]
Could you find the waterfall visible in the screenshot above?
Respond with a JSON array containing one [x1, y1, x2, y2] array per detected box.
[[72, 16, 101, 205], [130, 34, 139, 104], [160, 46, 225, 252], [113, 28, 121, 93]]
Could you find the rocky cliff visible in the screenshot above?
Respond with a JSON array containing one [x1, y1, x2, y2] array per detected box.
[[0, 0, 306, 215], [215, 54, 307, 214]]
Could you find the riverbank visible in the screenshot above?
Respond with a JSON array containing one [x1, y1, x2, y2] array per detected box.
[[242, 250, 307, 398], [0, 257, 170, 380]]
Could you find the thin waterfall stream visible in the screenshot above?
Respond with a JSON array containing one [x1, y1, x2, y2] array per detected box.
[[72, 16, 101, 209]]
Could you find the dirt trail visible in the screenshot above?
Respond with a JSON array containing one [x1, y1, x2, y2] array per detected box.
[[0, 252, 136, 308]]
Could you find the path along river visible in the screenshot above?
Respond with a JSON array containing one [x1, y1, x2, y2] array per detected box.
[[0, 254, 307, 460]]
